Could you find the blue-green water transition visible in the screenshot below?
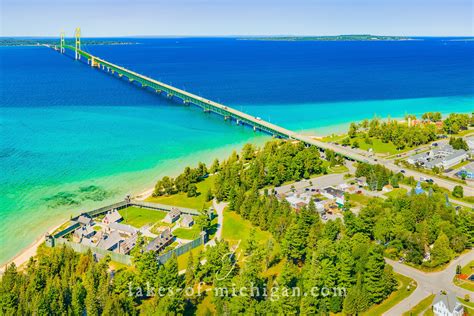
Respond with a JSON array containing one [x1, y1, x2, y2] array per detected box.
[[1, 38, 473, 264]]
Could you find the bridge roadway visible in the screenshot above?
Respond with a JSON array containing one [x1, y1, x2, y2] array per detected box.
[[57, 44, 368, 162], [51, 45, 474, 196]]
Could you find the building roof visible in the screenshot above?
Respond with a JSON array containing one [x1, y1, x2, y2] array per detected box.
[[146, 228, 173, 252], [108, 222, 137, 234], [96, 231, 122, 250], [74, 224, 95, 238], [76, 213, 92, 225], [415, 182, 424, 195], [322, 186, 345, 198], [104, 209, 122, 224], [181, 214, 194, 225], [166, 208, 181, 219], [120, 234, 138, 254], [433, 292, 463, 313]]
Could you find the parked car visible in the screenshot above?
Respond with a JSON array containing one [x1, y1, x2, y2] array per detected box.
[[431, 142, 438, 147], [426, 179, 434, 184], [400, 169, 406, 174]]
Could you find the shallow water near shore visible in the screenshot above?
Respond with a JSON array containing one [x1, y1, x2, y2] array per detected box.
[[1, 37, 473, 264]]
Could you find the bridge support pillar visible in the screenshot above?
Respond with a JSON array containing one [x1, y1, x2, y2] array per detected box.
[[253, 126, 257, 132], [156, 89, 161, 94], [224, 116, 230, 121], [236, 119, 240, 125]]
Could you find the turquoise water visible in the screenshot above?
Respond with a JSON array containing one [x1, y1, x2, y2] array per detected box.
[[1, 38, 473, 264]]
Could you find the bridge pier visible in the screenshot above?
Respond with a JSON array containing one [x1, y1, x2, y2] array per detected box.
[[156, 89, 162, 94], [236, 119, 240, 125], [224, 116, 230, 121], [253, 126, 257, 132]]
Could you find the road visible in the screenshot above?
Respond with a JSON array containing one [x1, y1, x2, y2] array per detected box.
[[212, 199, 226, 242], [385, 250, 474, 315], [325, 142, 474, 197]]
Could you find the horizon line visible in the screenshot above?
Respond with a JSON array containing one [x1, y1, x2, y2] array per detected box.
[[2, 34, 474, 39]]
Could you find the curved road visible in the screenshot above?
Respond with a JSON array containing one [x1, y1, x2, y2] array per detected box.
[[385, 250, 474, 315]]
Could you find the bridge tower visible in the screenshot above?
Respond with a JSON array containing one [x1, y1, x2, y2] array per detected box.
[[60, 32, 65, 53], [75, 27, 81, 60]]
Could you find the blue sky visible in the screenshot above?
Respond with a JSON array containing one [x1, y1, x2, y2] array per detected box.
[[1, 0, 473, 37]]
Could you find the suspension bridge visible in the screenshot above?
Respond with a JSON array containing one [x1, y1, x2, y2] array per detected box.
[[49, 28, 370, 163]]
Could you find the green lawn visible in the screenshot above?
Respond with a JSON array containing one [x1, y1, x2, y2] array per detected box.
[[362, 273, 417, 316], [450, 159, 471, 171], [328, 165, 349, 173], [348, 193, 374, 205], [145, 175, 215, 210], [384, 188, 408, 198], [173, 225, 202, 240], [222, 209, 273, 252], [403, 294, 435, 316], [119, 206, 167, 228], [453, 260, 474, 292], [322, 134, 414, 156]]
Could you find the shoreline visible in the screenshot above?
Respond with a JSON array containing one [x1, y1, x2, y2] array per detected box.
[[1, 109, 469, 271]]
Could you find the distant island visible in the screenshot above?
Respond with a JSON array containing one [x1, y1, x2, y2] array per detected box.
[[0, 38, 137, 47], [241, 34, 414, 41]]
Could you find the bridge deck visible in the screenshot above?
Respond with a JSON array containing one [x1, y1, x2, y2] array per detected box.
[[58, 44, 367, 162]]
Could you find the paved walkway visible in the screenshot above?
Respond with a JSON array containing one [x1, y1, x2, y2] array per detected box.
[[385, 249, 474, 315], [212, 199, 226, 241]]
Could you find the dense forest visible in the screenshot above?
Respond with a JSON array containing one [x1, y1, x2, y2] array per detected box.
[[1, 139, 471, 315]]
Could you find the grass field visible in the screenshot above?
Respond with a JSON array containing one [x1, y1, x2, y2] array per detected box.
[[453, 260, 474, 292], [222, 209, 274, 255], [348, 193, 374, 206], [322, 134, 414, 156], [173, 225, 203, 240], [384, 187, 408, 198], [146, 175, 215, 209], [362, 273, 416, 316], [119, 206, 167, 228], [403, 294, 435, 316]]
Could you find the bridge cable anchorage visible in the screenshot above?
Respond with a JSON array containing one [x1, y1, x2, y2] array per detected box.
[[52, 28, 367, 163]]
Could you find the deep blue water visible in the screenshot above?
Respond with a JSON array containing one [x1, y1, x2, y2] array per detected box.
[[0, 37, 473, 264]]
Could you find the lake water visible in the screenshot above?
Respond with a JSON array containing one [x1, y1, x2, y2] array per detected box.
[[1, 37, 473, 264]]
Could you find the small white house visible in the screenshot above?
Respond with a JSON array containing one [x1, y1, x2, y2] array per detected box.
[[432, 292, 464, 316], [180, 214, 194, 228], [164, 208, 181, 223]]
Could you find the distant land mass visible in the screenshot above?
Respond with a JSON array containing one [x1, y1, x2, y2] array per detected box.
[[0, 38, 137, 47], [241, 34, 414, 41]]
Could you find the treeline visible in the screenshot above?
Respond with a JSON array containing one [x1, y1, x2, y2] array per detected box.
[[214, 141, 326, 201], [153, 162, 208, 197], [344, 191, 473, 268], [345, 112, 473, 150], [443, 113, 473, 134], [0, 247, 136, 315], [355, 163, 402, 190], [346, 118, 437, 149]]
